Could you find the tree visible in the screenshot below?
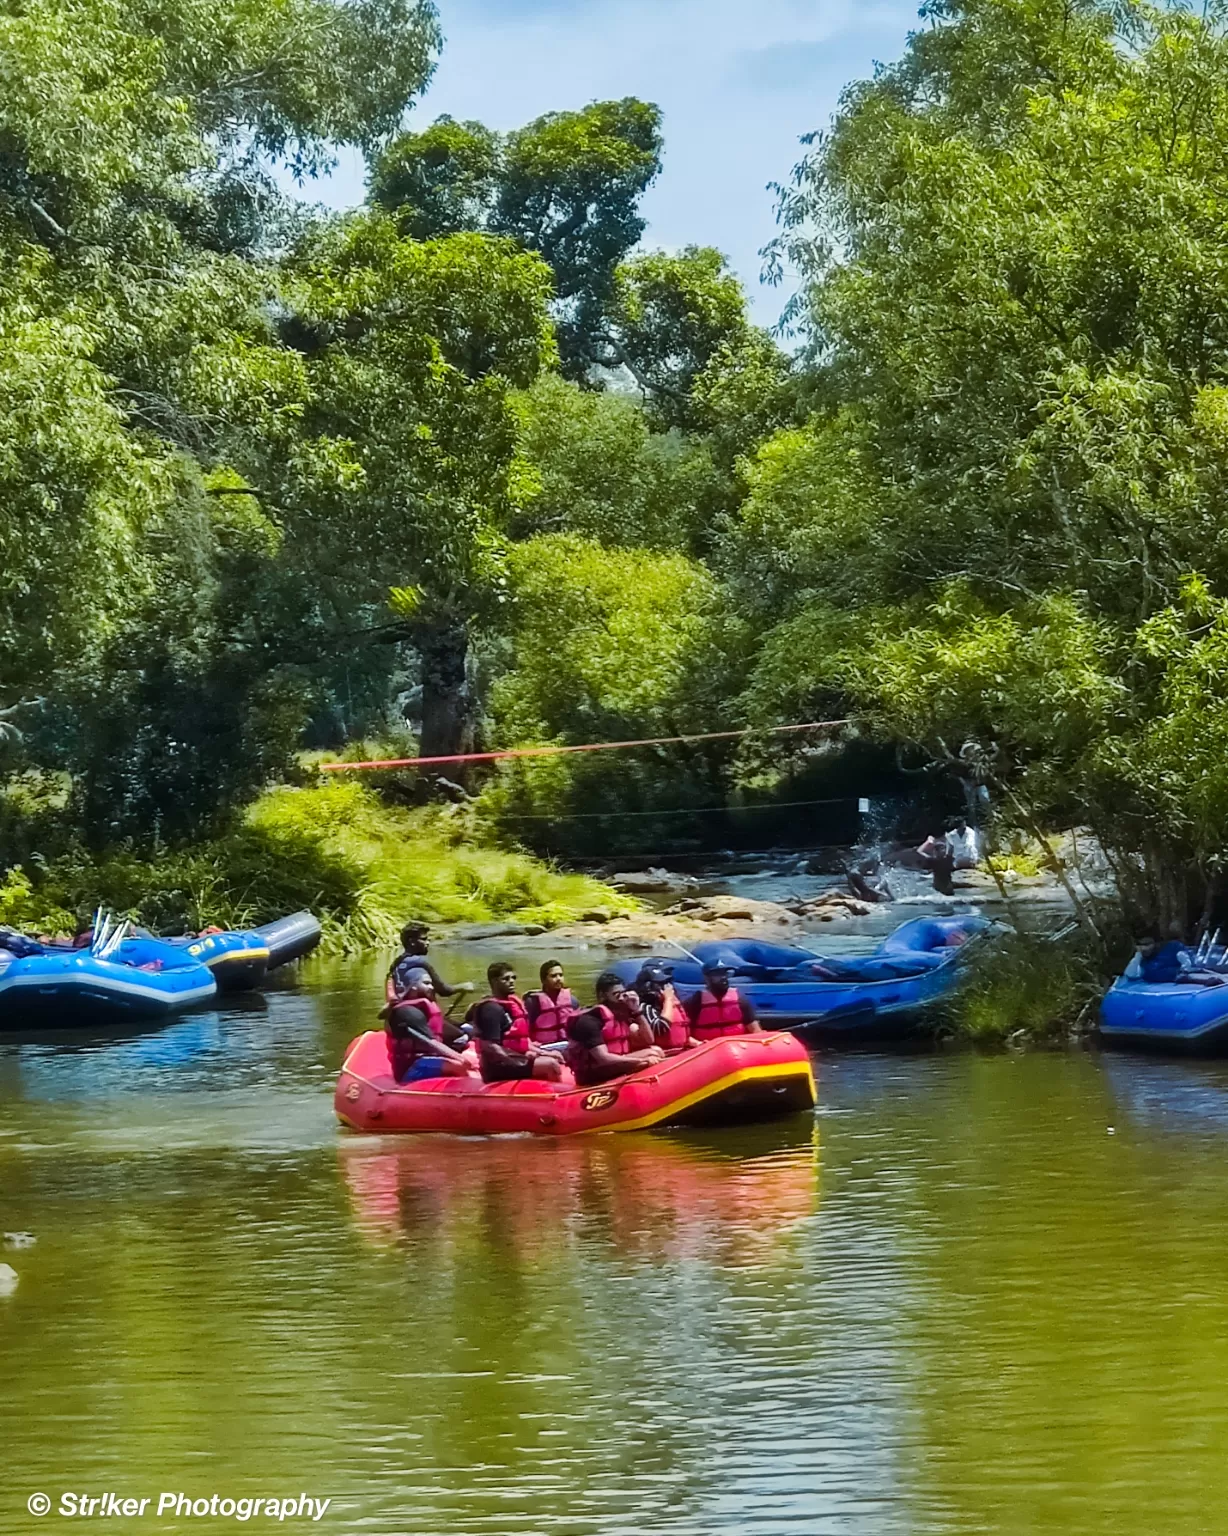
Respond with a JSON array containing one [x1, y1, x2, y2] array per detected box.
[[371, 98, 663, 375], [510, 374, 723, 552], [479, 533, 748, 854], [367, 117, 500, 240], [0, 0, 443, 836], [737, 0, 1228, 928], [274, 213, 557, 759]]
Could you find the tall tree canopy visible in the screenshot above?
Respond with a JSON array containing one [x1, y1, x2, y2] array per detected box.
[[742, 0, 1228, 924], [370, 98, 663, 376]]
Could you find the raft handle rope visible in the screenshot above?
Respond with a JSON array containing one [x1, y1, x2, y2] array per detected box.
[[320, 719, 848, 773]]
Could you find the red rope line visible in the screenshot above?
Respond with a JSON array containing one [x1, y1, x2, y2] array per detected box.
[[320, 719, 849, 772]]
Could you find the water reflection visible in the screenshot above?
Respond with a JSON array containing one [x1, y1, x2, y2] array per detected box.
[[1101, 1053, 1228, 1136], [341, 1125, 820, 1267]]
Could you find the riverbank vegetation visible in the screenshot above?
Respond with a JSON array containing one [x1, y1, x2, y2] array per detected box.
[[5, 0, 1228, 983], [0, 781, 632, 950]]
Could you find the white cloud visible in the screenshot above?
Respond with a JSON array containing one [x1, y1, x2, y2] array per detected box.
[[306, 0, 920, 326]]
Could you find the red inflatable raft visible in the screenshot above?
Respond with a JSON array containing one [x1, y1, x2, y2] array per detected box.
[[335, 1030, 816, 1136]]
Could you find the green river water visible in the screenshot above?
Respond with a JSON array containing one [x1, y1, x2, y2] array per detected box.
[[5, 942, 1228, 1534]]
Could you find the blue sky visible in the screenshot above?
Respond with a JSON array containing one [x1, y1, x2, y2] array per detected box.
[[312, 0, 922, 327]]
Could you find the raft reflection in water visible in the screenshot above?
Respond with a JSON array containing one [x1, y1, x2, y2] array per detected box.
[[341, 1124, 820, 1266]]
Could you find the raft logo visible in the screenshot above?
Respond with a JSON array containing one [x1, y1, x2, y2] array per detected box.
[[37, 1491, 332, 1521], [582, 1088, 619, 1111]]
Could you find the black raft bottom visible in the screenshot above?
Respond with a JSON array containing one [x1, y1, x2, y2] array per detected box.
[[659, 1073, 816, 1129]]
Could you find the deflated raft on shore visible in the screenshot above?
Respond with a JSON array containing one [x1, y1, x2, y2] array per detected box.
[[335, 1030, 816, 1136]]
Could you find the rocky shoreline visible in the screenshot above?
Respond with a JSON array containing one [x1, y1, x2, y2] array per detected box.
[[441, 860, 1086, 952]]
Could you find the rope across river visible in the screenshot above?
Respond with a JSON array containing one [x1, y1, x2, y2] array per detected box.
[[320, 718, 850, 772]]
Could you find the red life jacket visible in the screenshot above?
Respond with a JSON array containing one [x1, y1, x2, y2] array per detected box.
[[477, 993, 531, 1054], [525, 987, 576, 1045], [386, 997, 446, 1079], [597, 1003, 632, 1055], [691, 987, 747, 1041], [416, 997, 445, 1040], [656, 986, 691, 1052]]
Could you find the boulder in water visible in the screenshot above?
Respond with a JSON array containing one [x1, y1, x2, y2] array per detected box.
[[3, 1232, 34, 1250], [0, 1263, 18, 1295]]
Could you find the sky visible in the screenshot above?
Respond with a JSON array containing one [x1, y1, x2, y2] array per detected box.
[[311, 0, 922, 328]]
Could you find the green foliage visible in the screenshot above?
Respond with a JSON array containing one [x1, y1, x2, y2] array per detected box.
[[510, 374, 722, 551], [734, 0, 1228, 931], [953, 929, 1105, 1043], [369, 117, 500, 240], [372, 98, 663, 375], [0, 781, 635, 950], [601, 247, 756, 429], [491, 533, 722, 739], [477, 534, 750, 853]]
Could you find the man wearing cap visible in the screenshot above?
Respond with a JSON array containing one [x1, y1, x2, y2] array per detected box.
[[634, 965, 700, 1053], [683, 963, 762, 1041]]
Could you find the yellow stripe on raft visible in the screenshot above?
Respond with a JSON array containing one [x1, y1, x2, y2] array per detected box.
[[596, 1057, 817, 1134], [207, 947, 270, 967]]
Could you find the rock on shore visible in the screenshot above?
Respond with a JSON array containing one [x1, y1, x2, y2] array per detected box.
[[541, 890, 874, 950]]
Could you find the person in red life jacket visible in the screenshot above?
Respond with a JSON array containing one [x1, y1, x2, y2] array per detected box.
[[565, 973, 665, 1087], [635, 965, 700, 1053], [684, 962, 762, 1040], [385, 970, 472, 1083], [471, 962, 566, 1083], [523, 960, 577, 1049]]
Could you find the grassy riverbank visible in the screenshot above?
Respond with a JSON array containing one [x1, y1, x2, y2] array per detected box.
[[0, 780, 636, 952], [943, 923, 1126, 1047]]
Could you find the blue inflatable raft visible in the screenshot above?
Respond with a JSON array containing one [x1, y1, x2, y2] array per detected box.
[[0, 933, 217, 1028], [613, 914, 988, 1038], [164, 911, 321, 992], [1100, 975, 1228, 1052]]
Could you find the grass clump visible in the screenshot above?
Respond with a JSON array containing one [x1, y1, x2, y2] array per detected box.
[[0, 780, 636, 952], [247, 780, 638, 948], [950, 927, 1105, 1044]]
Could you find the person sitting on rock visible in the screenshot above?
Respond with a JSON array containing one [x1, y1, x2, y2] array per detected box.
[[565, 973, 665, 1086], [944, 817, 982, 870], [523, 960, 578, 1049], [634, 964, 699, 1053], [470, 962, 566, 1083], [683, 963, 762, 1040], [386, 970, 472, 1082], [916, 835, 956, 896]]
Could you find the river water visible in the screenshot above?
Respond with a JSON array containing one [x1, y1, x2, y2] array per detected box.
[[5, 943, 1228, 1534]]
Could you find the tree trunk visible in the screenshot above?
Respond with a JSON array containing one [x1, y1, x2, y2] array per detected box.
[[415, 617, 475, 772]]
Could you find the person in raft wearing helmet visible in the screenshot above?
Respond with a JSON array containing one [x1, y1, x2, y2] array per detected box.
[[683, 962, 763, 1041], [385, 970, 472, 1083], [470, 961, 566, 1083], [565, 973, 664, 1087], [523, 959, 578, 1050], [634, 964, 700, 1054]]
